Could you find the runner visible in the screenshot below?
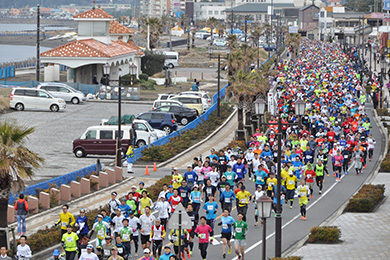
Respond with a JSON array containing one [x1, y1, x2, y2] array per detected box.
[[202, 194, 218, 242], [139, 191, 153, 215], [296, 179, 310, 220], [108, 192, 120, 219], [171, 168, 184, 189], [223, 165, 237, 187], [139, 206, 156, 251], [218, 209, 235, 258], [314, 160, 325, 194], [194, 216, 213, 260], [177, 180, 191, 208], [252, 185, 265, 225], [89, 214, 111, 247], [168, 189, 183, 213], [235, 185, 251, 222], [150, 218, 166, 259], [75, 208, 89, 241], [79, 244, 99, 260], [169, 228, 189, 260], [303, 164, 316, 198], [367, 134, 376, 161], [16, 235, 32, 260], [233, 213, 248, 260], [108, 247, 124, 260], [220, 184, 235, 212], [158, 246, 173, 260], [186, 203, 199, 256], [55, 204, 75, 239], [190, 184, 202, 214], [154, 195, 170, 229], [61, 225, 79, 260], [99, 236, 115, 260], [120, 218, 134, 259], [253, 164, 268, 190], [128, 211, 140, 256], [333, 150, 344, 182]]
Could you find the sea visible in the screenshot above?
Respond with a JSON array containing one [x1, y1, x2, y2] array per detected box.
[[0, 45, 51, 63], [0, 23, 72, 32]]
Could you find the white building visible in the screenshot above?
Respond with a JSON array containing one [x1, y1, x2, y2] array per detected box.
[[194, 2, 226, 21]]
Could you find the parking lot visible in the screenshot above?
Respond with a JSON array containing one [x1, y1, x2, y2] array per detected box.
[[0, 101, 153, 184]]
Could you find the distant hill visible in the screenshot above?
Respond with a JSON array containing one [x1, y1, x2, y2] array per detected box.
[[0, 0, 113, 9]]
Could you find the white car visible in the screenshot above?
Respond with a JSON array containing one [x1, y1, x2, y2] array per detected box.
[[37, 83, 86, 104], [10, 87, 66, 112], [213, 39, 227, 47], [156, 93, 176, 101], [152, 99, 186, 110], [179, 91, 212, 110]]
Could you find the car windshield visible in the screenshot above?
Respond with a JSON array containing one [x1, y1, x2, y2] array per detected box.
[[67, 86, 78, 92], [142, 121, 154, 131]]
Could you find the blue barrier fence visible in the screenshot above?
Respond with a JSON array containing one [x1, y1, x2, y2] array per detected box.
[[0, 66, 15, 79], [8, 163, 99, 205], [132, 83, 230, 161]]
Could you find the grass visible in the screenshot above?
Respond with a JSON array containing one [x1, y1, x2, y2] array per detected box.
[[0, 96, 10, 113], [344, 184, 385, 212]]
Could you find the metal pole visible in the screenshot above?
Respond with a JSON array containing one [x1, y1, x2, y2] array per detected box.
[[117, 79, 122, 167], [217, 54, 221, 117], [147, 17, 150, 50], [231, 10, 234, 35], [178, 212, 182, 260], [275, 117, 282, 257], [262, 218, 267, 260], [370, 44, 372, 72], [36, 4, 40, 82], [245, 16, 248, 42]]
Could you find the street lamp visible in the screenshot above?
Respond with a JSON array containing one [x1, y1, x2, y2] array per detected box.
[[129, 63, 137, 86], [294, 99, 306, 116], [254, 98, 266, 115], [103, 62, 111, 85], [257, 195, 273, 260]]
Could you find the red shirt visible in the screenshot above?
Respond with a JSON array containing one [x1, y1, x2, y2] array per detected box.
[[326, 131, 336, 142], [168, 195, 183, 212], [304, 169, 316, 183]]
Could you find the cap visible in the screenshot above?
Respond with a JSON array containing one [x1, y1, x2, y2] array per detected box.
[[164, 245, 171, 249], [187, 165, 192, 168], [248, 147, 253, 150], [53, 249, 61, 256], [139, 182, 145, 185], [193, 184, 199, 188], [111, 246, 118, 251], [131, 185, 137, 189], [168, 185, 173, 188], [67, 224, 73, 228], [86, 244, 94, 249], [97, 214, 103, 218], [173, 167, 179, 171], [144, 248, 151, 254], [122, 218, 129, 222], [121, 198, 126, 202], [111, 192, 117, 196], [128, 210, 134, 215], [105, 236, 112, 240], [257, 185, 262, 189]]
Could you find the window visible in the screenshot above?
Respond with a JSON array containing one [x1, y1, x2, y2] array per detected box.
[[37, 91, 49, 98], [139, 113, 152, 120], [152, 113, 165, 119], [179, 97, 201, 104], [24, 90, 37, 97], [320, 11, 325, 18], [93, 22, 107, 36], [100, 130, 113, 139], [14, 89, 25, 96], [58, 87, 71, 93], [156, 107, 170, 112], [214, 11, 219, 15], [85, 130, 97, 139], [78, 22, 91, 36], [115, 130, 124, 139], [170, 106, 181, 112], [208, 10, 212, 15], [47, 86, 59, 92], [135, 123, 148, 131]]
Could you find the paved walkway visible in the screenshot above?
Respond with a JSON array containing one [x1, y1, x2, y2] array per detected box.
[[290, 172, 390, 260]]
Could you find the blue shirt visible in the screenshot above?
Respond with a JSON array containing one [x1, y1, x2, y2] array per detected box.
[[220, 190, 236, 204], [184, 171, 198, 183], [190, 191, 202, 203], [75, 216, 89, 234], [220, 216, 235, 233], [254, 170, 268, 185], [166, 192, 174, 200], [232, 163, 247, 178], [159, 253, 173, 260], [118, 204, 131, 217], [177, 186, 191, 202], [203, 201, 218, 220], [261, 150, 273, 159]]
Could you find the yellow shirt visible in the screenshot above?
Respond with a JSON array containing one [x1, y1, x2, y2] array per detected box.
[[281, 169, 289, 186], [172, 174, 183, 189], [285, 150, 292, 157], [267, 178, 277, 191], [236, 191, 251, 206], [56, 212, 75, 230], [62, 232, 79, 251], [297, 185, 309, 199], [285, 175, 298, 190], [140, 197, 152, 214]]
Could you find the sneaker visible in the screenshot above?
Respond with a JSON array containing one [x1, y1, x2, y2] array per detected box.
[[310, 195, 313, 199], [346, 171, 349, 175], [190, 251, 193, 255], [319, 190, 322, 194], [363, 164, 367, 169], [255, 222, 258, 226], [327, 174, 330, 177], [300, 216, 304, 220], [271, 209, 275, 213], [228, 247, 232, 254], [249, 177, 252, 181], [223, 253, 226, 258], [238, 255, 242, 260], [290, 205, 293, 209], [303, 216, 307, 220], [18, 233, 21, 235], [135, 253, 138, 257]]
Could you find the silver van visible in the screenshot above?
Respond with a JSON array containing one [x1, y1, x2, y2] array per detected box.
[[10, 88, 66, 112], [37, 83, 86, 104]]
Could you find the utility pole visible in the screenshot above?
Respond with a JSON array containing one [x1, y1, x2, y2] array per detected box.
[[231, 10, 234, 35], [244, 16, 248, 42], [36, 4, 40, 82], [217, 54, 220, 117], [147, 16, 150, 50]]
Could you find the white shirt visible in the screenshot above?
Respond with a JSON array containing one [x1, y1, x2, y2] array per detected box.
[[154, 201, 171, 219], [112, 215, 125, 233], [367, 138, 376, 149], [139, 214, 156, 235], [128, 216, 140, 236], [208, 171, 220, 187], [79, 252, 99, 260], [16, 244, 32, 260]]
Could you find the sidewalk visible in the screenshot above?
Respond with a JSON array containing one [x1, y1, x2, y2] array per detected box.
[[289, 172, 390, 260]]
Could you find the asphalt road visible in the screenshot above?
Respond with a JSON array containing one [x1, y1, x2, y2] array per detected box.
[[0, 101, 152, 184]]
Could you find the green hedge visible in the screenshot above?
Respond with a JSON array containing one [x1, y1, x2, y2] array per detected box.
[[380, 154, 390, 172], [308, 226, 341, 243], [344, 184, 385, 212], [142, 103, 233, 162]]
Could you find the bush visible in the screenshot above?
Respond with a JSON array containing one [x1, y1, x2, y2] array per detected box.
[[380, 154, 390, 172], [0, 96, 9, 113], [141, 79, 156, 90], [344, 184, 385, 212], [308, 226, 341, 243], [376, 108, 390, 117], [146, 175, 172, 201], [139, 73, 149, 81], [142, 104, 234, 162], [269, 257, 303, 260], [141, 51, 165, 76]]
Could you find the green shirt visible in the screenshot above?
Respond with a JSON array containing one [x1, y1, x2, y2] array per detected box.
[[224, 171, 237, 186], [93, 221, 109, 240], [126, 199, 137, 211], [120, 226, 133, 242], [233, 220, 248, 240], [62, 232, 79, 252], [315, 164, 324, 177], [362, 122, 370, 130]]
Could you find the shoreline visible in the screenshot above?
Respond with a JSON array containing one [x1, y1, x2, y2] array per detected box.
[[0, 35, 65, 49]]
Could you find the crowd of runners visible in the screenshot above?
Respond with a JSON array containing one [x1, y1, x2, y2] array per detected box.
[[11, 39, 376, 260]]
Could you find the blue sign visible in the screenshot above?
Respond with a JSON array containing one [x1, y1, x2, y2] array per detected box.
[[384, 0, 390, 11]]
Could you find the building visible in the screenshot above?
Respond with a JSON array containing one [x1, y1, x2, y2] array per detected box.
[[41, 7, 143, 84], [298, 4, 319, 38], [318, 5, 344, 41], [194, 2, 226, 21]]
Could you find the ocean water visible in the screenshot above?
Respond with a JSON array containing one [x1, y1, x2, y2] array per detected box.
[[0, 23, 72, 32], [0, 44, 51, 63]]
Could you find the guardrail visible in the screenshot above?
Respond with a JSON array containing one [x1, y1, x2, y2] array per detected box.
[[0, 66, 15, 79]]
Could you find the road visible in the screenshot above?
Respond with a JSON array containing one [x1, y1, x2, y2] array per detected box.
[[0, 101, 152, 184]]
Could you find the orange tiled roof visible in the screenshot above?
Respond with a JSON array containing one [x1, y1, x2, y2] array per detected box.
[[73, 7, 114, 19], [324, 6, 333, 11], [126, 39, 144, 56], [109, 20, 134, 34], [41, 39, 137, 58]]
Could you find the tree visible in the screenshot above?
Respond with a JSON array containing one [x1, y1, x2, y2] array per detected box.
[[285, 33, 302, 59], [141, 51, 166, 76], [0, 122, 43, 246], [345, 0, 375, 12], [206, 17, 219, 45], [140, 16, 163, 49]]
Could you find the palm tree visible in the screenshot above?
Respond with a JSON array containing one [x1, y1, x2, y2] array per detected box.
[[140, 16, 164, 49], [206, 17, 219, 45], [0, 121, 43, 245]]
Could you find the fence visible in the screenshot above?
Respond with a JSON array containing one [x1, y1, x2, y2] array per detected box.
[[0, 66, 15, 79], [8, 163, 100, 205], [132, 83, 230, 161]]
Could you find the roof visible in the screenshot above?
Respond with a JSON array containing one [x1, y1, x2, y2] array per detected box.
[[225, 3, 294, 13], [125, 40, 144, 56], [109, 20, 134, 35], [41, 39, 137, 58], [333, 12, 365, 19], [284, 8, 299, 17], [300, 4, 319, 11], [73, 7, 114, 19], [324, 7, 333, 12]]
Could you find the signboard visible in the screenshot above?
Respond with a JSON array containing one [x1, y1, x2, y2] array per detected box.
[[268, 92, 275, 115], [371, 12, 390, 19], [384, 18, 390, 22], [289, 26, 298, 34], [168, 203, 192, 229], [267, 6, 273, 15], [384, 0, 390, 11]]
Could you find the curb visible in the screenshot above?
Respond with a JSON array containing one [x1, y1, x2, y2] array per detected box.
[[283, 105, 388, 257], [156, 108, 238, 168], [87, 99, 154, 105]]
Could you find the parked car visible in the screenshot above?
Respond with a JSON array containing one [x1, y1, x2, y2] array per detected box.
[[213, 39, 227, 47], [156, 93, 176, 101], [72, 124, 159, 157], [169, 95, 204, 115], [206, 34, 220, 41], [163, 51, 179, 68], [195, 31, 211, 39], [136, 112, 178, 134], [152, 100, 186, 110], [133, 119, 166, 146], [152, 105, 197, 125], [37, 83, 86, 104], [10, 87, 66, 112], [179, 91, 212, 110], [263, 44, 276, 51]]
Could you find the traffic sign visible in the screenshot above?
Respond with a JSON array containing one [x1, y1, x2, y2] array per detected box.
[[384, 0, 390, 11], [168, 203, 192, 229]]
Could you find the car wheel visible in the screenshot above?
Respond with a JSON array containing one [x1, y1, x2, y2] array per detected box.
[[168, 63, 174, 69], [71, 97, 80, 104], [162, 125, 172, 134], [50, 104, 59, 112], [74, 148, 86, 158], [15, 103, 24, 111], [180, 117, 189, 125], [137, 140, 147, 147]]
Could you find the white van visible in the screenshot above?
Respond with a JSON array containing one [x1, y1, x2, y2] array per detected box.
[[37, 83, 86, 104], [163, 51, 179, 68], [179, 91, 212, 110], [152, 99, 186, 110], [10, 87, 66, 112]]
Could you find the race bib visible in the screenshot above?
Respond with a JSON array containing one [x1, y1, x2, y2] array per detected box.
[[104, 249, 110, 256], [123, 234, 129, 241], [240, 198, 247, 203], [236, 227, 242, 233], [173, 204, 178, 209], [257, 176, 263, 182], [118, 248, 123, 254], [98, 230, 104, 237], [200, 233, 206, 239], [270, 182, 274, 187], [81, 249, 87, 255], [222, 224, 228, 229], [344, 155, 348, 159], [207, 205, 213, 211], [66, 237, 73, 242], [237, 169, 242, 173], [173, 236, 178, 242], [62, 222, 67, 227], [300, 192, 306, 197], [181, 192, 186, 198], [289, 180, 294, 185], [194, 196, 200, 201], [227, 175, 232, 180], [225, 198, 231, 203], [307, 174, 312, 179]]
